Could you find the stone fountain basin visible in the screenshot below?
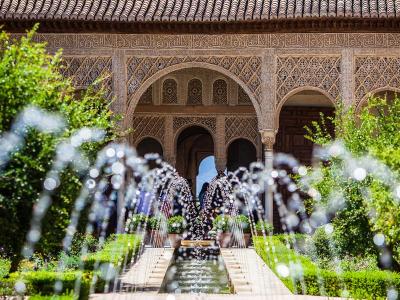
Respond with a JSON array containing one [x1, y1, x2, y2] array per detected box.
[[180, 240, 216, 247]]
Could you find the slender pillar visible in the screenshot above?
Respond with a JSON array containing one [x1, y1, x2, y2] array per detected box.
[[164, 115, 176, 166], [215, 115, 226, 172], [260, 130, 276, 224], [341, 49, 355, 108]]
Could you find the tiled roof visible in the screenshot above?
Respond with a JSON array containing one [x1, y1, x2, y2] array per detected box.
[[0, 0, 398, 22]]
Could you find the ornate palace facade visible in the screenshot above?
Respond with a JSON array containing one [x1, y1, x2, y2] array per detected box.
[[2, 0, 400, 224]]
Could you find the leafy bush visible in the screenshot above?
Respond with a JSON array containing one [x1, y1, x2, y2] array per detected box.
[[29, 293, 74, 300], [57, 252, 81, 271], [0, 27, 117, 270], [304, 226, 335, 262], [232, 215, 251, 233], [69, 234, 98, 257], [148, 216, 163, 230], [82, 234, 141, 270], [126, 214, 149, 232], [212, 215, 231, 233], [167, 216, 186, 234], [255, 220, 274, 234], [301, 98, 400, 260], [0, 257, 10, 278], [254, 235, 400, 298]]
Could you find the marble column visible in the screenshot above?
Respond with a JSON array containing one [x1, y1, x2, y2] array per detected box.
[[260, 129, 276, 224]]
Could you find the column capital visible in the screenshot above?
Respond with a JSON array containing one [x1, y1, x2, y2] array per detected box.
[[259, 129, 276, 150], [215, 157, 226, 173]]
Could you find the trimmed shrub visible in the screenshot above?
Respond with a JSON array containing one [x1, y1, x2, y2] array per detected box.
[[0, 257, 10, 278], [167, 216, 186, 234], [82, 234, 141, 271], [255, 220, 274, 234], [126, 214, 149, 232], [254, 235, 400, 298], [233, 215, 251, 233]]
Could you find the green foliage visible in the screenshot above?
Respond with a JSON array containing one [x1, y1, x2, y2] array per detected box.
[[148, 216, 163, 230], [304, 226, 335, 262], [167, 216, 186, 234], [255, 220, 274, 234], [254, 236, 400, 298], [212, 215, 231, 233], [126, 214, 149, 232], [301, 98, 400, 259], [0, 26, 117, 269], [0, 234, 141, 298], [82, 234, 141, 270], [0, 257, 10, 278], [29, 293, 74, 300], [232, 215, 251, 233], [69, 234, 98, 257]]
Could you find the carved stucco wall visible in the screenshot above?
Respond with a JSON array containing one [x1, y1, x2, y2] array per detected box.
[[355, 56, 400, 107], [61, 56, 113, 99], [30, 32, 400, 149]]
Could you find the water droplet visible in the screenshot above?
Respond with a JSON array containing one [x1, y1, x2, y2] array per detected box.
[[54, 281, 63, 292], [28, 229, 41, 242], [86, 179, 96, 189], [89, 168, 99, 178], [99, 263, 117, 281], [324, 223, 334, 235], [44, 177, 57, 191], [373, 233, 385, 246], [298, 166, 307, 176], [387, 288, 398, 300], [276, 263, 290, 277], [271, 170, 278, 178], [14, 281, 26, 294], [353, 167, 367, 181], [112, 161, 125, 174], [106, 148, 116, 158]]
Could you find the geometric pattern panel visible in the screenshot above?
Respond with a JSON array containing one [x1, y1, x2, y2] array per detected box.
[[129, 116, 165, 145], [276, 56, 341, 106], [225, 117, 259, 147], [162, 79, 178, 104], [187, 79, 203, 105], [127, 56, 262, 105], [355, 56, 400, 107], [61, 56, 113, 100], [139, 86, 153, 104], [238, 86, 252, 104], [213, 79, 228, 104], [173, 116, 216, 134]]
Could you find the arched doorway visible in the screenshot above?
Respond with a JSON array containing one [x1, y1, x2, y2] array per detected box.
[[275, 90, 335, 165], [227, 138, 257, 172], [137, 137, 163, 158], [358, 89, 398, 115], [274, 89, 335, 230], [176, 126, 214, 195]]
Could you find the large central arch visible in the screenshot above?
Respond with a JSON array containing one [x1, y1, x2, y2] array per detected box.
[[125, 60, 262, 128]]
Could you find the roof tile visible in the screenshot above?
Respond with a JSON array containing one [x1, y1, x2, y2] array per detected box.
[[0, 0, 397, 23]]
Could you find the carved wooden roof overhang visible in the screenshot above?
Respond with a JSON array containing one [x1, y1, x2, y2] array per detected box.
[[1, 0, 400, 33]]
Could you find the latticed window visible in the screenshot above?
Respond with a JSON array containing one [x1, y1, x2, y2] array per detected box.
[[238, 86, 251, 105], [212, 79, 227, 104], [187, 79, 202, 105], [162, 79, 178, 104], [139, 86, 153, 104]]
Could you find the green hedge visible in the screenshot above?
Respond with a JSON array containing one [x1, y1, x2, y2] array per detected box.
[[0, 234, 141, 299], [83, 234, 141, 270], [254, 236, 400, 299]]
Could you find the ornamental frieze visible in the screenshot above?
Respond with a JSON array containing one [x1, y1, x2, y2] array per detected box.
[[11, 33, 400, 50]]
